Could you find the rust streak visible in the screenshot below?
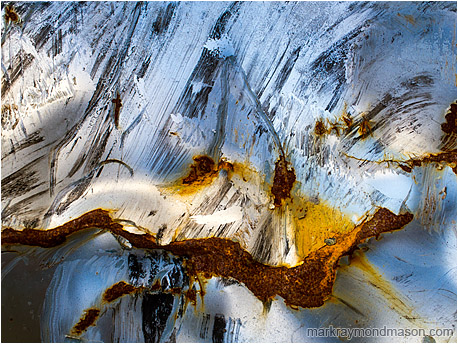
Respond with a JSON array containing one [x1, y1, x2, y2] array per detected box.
[[71, 308, 100, 335], [406, 151, 457, 174], [4, 5, 20, 24], [112, 92, 122, 128], [182, 155, 216, 185], [344, 150, 457, 175], [358, 116, 372, 139], [271, 155, 296, 207], [103, 281, 142, 303], [2, 207, 413, 308]]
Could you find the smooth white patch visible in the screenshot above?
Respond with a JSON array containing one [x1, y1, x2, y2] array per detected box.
[[170, 113, 183, 124], [365, 170, 412, 200], [191, 206, 243, 225]]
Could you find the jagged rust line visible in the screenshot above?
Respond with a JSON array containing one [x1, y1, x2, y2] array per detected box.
[[1, 208, 413, 308], [342, 150, 457, 174]]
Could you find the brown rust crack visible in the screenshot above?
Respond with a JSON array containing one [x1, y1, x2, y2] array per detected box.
[[112, 92, 122, 129], [2, 207, 412, 308], [70, 308, 100, 336], [182, 155, 217, 185], [405, 151, 457, 174], [343, 150, 457, 174], [103, 281, 143, 303], [271, 155, 296, 207]]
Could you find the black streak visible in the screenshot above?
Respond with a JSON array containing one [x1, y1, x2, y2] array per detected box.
[[275, 46, 301, 90], [311, 27, 363, 112], [172, 2, 241, 119], [142, 293, 174, 343], [1, 155, 45, 200], [212, 314, 226, 343], [1, 53, 35, 94], [152, 3, 176, 35]]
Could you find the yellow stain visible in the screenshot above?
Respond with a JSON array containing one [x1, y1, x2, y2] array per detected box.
[[341, 252, 422, 326], [292, 200, 354, 258], [164, 159, 264, 197]]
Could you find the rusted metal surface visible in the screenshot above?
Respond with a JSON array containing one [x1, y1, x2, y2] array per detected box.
[[70, 308, 100, 336], [4, 4, 20, 24], [182, 155, 217, 185], [103, 281, 142, 303], [1, 207, 413, 308], [271, 155, 296, 207]]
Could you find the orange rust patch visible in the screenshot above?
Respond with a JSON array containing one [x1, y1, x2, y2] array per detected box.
[[167, 155, 237, 196], [103, 281, 142, 303], [2, 208, 412, 308], [406, 151, 457, 174], [358, 116, 372, 138], [292, 200, 354, 258], [314, 119, 327, 137], [4, 5, 19, 24], [183, 155, 216, 184], [271, 155, 296, 207], [71, 308, 100, 335]]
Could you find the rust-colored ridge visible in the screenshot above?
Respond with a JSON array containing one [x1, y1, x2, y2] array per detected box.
[[314, 119, 327, 137], [1, 209, 129, 247], [4, 5, 20, 24], [103, 281, 142, 303], [182, 155, 216, 184], [2, 208, 413, 308], [165, 208, 412, 308], [71, 308, 100, 335], [271, 155, 296, 207], [344, 150, 457, 175], [406, 151, 457, 174]]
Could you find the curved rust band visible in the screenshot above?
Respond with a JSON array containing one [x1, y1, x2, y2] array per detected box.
[[1, 208, 412, 308]]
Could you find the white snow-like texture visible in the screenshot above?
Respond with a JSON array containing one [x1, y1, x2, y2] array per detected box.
[[1, 2, 456, 343]]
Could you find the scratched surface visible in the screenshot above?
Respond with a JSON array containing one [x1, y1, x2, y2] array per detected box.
[[1, 1, 456, 342]]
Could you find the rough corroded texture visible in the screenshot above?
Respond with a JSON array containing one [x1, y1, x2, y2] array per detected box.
[[3, 4, 19, 24], [70, 308, 100, 335], [1, 209, 124, 247], [103, 281, 141, 303], [1, 207, 413, 308], [182, 156, 216, 184], [406, 151, 457, 174], [271, 156, 296, 207], [314, 119, 327, 137]]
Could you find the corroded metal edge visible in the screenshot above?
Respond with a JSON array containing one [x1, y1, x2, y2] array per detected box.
[[1, 207, 413, 308]]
